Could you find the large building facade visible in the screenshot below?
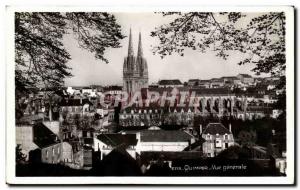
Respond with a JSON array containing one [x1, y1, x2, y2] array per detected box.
[[123, 29, 148, 94]]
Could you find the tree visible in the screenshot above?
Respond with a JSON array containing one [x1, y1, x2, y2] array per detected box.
[[151, 12, 285, 75], [16, 144, 27, 164], [15, 12, 125, 93], [151, 13, 286, 115], [238, 130, 257, 147]]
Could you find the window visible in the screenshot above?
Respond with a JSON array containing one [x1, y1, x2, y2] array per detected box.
[[207, 134, 210, 140], [52, 148, 55, 155], [57, 147, 60, 154], [225, 134, 228, 140], [215, 139, 222, 148], [46, 150, 48, 158]]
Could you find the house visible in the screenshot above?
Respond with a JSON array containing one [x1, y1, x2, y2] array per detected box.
[[60, 98, 94, 117], [201, 123, 234, 157], [271, 109, 283, 119], [158, 79, 183, 88], [16, 118, 56, 161], [210, 78, 224, 88], [41, 142, 73, 165], [16, 124, 39, 161], [237, 74, 254, 84], [119, 106, 162, 127], [221, 76, 241, 85], [187, 79, 200, 87], [94, 133, 138, 160], [103, 85, 123, 96], [124, 128, 196, 153]]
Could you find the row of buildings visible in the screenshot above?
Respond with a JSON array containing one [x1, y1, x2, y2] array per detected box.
[[15, 29, 286, 175]]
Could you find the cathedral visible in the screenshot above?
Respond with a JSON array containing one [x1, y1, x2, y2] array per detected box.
[[123, 29, 148, 94]]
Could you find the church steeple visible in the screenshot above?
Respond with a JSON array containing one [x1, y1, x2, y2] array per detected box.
[[128, 28, 134, 57], [137, 31, 143, 57]]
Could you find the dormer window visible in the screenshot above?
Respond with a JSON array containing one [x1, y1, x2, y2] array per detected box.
[[207, 134, 210, 140], [225, 134, 228, 140]]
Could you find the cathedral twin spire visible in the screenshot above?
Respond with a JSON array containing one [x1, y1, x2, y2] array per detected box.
[[127, 28, 143, 58], [123, 28, 149, 93]]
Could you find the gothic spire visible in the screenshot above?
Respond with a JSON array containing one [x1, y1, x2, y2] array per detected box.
[[128, 28, 134, 56], [137, 31, 143, 57]]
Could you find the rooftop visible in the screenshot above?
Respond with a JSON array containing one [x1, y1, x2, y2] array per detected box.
[[202, 123, 232, 135], [97, 133, 137, 147], [60, 98, 93, 107], [139, 129, 194, 142], [158, 79, 182, 86]]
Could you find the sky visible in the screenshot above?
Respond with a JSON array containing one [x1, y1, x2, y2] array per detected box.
[[63, 12, 269, 87]]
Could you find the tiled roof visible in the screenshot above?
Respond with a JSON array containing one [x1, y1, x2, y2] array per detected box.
[[103, 85, 123, 91], [221, 76, 239, 80], [202, 123, 231, 135], [60, 98, 93, 106], [33, 122, 60, 148], [140, 130, 193, 142], [238, 74, 252, 78], [188, 79, 200, 82], [97, 133, 137, 147], [158, 79, 182, 85]]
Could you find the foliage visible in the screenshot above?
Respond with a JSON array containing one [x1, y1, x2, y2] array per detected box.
[[16, 144, 27, 164], [15, 12, 124, 93], [151, 12, 286, 77], [238, 130, 257, 147], [151, 12, 287, 116]]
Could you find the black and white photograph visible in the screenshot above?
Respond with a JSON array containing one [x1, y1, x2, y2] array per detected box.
[[5, 6, 295, 185]]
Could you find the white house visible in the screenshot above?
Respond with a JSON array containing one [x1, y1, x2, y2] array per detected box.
[[127, 128, 196, 154], [201, 123, 235, 157]]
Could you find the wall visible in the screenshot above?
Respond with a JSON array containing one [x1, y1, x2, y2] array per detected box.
[[16, 125, 39, 160], [42, 121, 60, 136], [202, 134, 234, 157], [41, 143, 61, 164], [61, 142, 73, 163], [136, 142, 189, 153]]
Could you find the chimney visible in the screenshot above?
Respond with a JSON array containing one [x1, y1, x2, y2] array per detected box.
[[199, 124, 203, 135], [229, 123, 232, 133]]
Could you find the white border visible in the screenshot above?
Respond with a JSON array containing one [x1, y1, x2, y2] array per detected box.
[[5, 5, 295, 185]]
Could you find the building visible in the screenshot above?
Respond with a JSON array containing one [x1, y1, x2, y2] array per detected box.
[[103, 85, 123, 96], [201, 123, 234, 157], [237, 74, 254, 84], [94, 133, 138, 160], [158, 79, 183, 88], [119, 106, 162, 127], [136, 128, 195, 153], [187, 79, 200, 87], [123, 29, 148, 94], [210, 78, 224, 88], [41, 142, 73, 165], [60, 98, 94, 117], [198, 80, 211, 88], [121, 128, 196, 153], [221, 76, 241, 86]]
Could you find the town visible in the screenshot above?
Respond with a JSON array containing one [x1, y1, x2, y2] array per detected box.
[[15, 29, 287, 177]]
